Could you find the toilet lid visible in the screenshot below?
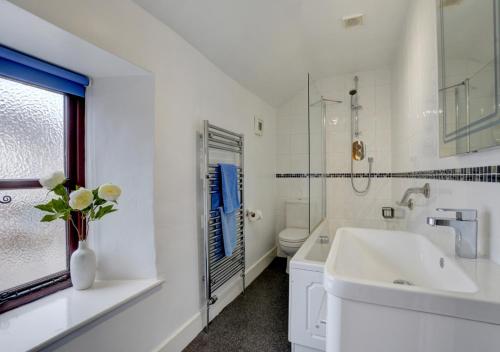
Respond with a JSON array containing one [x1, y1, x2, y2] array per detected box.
[[279, 228, 308, 243]]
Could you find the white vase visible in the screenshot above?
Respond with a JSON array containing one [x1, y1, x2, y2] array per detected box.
[[70, 241, 97, 290]]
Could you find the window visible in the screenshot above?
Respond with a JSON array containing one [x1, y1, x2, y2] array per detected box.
[[0, 45, 87, 313]]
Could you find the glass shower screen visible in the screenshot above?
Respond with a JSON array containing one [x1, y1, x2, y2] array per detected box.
[[308, 74, 326, 233]]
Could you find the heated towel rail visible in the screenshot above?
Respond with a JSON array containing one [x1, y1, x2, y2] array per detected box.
[[201, 120, 245, 331]]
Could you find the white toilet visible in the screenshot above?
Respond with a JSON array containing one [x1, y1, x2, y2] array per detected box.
[[278, 200, 309, 271]]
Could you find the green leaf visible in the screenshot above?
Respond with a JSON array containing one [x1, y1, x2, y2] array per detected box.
[[62, 208, 71, 219], [52, 184, 67, 197], [94, 198, 106, 206], [52, 198, 68, 213], [94, 206, 106, 220], [83, 203, 93, 212], [94, 204, 117, 220], [100, 208, 117, 220], [59, 212, 70, 220], [88, 206, 96, 221], [35, 202, 55, 212], [41, 214, 59, 222]]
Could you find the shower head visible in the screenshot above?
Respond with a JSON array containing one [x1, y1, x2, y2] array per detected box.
[[349, 89, 357, 96]]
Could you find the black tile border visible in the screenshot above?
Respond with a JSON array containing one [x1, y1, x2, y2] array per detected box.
[[276, 165, 500, 183]]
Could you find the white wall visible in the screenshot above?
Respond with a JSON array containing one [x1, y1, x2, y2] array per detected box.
[[6, 0, 277, 350], [87, 76, 157, 279], [391, 0, 500, 262]]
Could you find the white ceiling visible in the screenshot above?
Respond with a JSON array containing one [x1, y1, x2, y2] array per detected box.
[[133, 0, 411, 107]]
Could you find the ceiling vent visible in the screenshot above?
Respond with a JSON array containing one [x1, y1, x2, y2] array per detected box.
[[342, 14, 364, 28]]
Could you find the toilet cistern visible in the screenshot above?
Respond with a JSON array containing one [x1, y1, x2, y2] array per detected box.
[[427, 208, 478, 259]]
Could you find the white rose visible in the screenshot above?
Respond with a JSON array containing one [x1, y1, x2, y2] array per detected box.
[[98, 184, 122, 201], [69, 188, 94, 210], [39, 171, 66, 190]]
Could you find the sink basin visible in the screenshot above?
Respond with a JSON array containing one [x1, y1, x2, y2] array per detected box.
[[325, 227, 500, 325], [324, 227, 500, 352], [331, 227, 477, 293]]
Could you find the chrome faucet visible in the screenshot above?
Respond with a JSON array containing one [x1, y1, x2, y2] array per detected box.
[[397, 183, 430, 209], [426, 208, 478, 259]]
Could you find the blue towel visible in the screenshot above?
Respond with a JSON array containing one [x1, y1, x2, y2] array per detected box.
[[219, 164, 240, 213], [211, 188, 222, 210], [219, 206, 237, 257], [219, 163, 240, 256]]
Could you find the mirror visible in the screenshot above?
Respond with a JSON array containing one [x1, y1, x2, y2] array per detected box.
[[438, 0, 500, 156]]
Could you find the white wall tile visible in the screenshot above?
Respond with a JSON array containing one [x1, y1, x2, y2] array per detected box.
[[291, 154, 308, 173], [276, 154, 292, 173], [277, 134, 291, 155], [290, 133, 308, 154]]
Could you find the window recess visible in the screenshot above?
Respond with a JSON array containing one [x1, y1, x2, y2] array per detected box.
[[0, 44, 88, 313]]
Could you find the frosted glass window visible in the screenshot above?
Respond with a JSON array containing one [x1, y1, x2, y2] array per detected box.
[[0, 77, 67, 293], [0, 189, 66, 292], [0, 77, 64, 179]]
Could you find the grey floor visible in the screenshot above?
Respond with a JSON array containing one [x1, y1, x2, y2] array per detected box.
[[184, 258, 291, 352]]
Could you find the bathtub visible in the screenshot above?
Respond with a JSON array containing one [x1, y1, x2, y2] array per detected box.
[[289, 220, 331, 352], [290, 220, 332, 272]]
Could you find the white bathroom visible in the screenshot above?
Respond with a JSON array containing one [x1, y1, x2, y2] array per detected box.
[[1, 1, 500, 351]]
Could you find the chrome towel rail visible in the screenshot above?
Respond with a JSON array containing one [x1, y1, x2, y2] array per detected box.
[[200, 120, 245, 332]]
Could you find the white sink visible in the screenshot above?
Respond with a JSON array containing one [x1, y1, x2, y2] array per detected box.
[[330, 227, 477, 293], [324, 227, 500, 352], [325, 227, 500, 324]]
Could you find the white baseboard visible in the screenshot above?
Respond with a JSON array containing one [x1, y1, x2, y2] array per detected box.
[[245, 245, 277, 287], [152, 312, 203, 352], [153, 246, 277, 352]]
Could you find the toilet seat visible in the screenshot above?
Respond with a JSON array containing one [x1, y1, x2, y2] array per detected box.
[[278, 228, 308, 244]]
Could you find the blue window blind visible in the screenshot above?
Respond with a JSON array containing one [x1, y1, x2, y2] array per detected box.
[[0, 44, 89, 97]]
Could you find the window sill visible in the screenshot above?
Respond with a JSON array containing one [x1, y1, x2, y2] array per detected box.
[[0, 279, 163, 351]]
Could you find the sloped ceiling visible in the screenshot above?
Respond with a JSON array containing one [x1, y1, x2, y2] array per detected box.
[[133, 0, 410, 106]]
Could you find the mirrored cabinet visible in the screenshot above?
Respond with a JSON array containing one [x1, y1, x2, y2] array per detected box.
[[438, 0, 500, 156]]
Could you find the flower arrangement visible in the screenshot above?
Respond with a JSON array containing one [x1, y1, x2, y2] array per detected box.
[[35, 171, 122, 241]]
